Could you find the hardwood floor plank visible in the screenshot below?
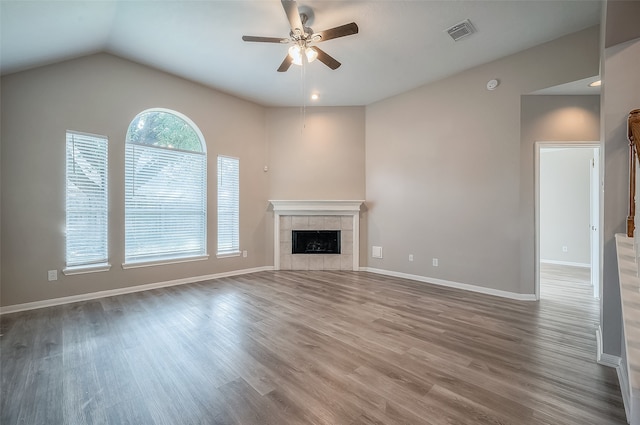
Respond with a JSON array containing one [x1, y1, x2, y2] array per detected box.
[[1, 307, 64, 425], [0, 269, 626, 424]]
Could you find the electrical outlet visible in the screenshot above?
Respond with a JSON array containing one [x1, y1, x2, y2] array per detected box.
[[243, 250, 248, 258], [562, 246, 568, 252], [432, 258, 439, 267], [409, 254, 414, 262], [47, 270, 58, 281]]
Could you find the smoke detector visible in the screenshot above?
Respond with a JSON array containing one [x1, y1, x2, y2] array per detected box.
[[486, 79, 500, 90], [446, 19, 476, 42]]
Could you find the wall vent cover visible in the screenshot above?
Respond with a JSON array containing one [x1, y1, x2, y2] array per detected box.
[[446, 19, 476, 42]]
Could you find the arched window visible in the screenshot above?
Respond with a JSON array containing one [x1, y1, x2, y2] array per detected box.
[[124, 109, 207, 265]]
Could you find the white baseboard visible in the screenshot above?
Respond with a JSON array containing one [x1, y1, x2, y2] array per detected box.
[[597, 348, 623, 369], [596, 325, 623, 368], [618, 360, 632, 423], [596, 325, 629, 423], [540, 259, 590, 268], [359, 267, 537, 301], [0, 266, 274, 315]]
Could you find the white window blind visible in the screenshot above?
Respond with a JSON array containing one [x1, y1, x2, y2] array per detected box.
[[65, 131, 109, 268], [125, 143, 207, 264], [217, 155, 239, 255]]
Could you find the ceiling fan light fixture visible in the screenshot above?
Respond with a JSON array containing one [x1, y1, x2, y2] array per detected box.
[[305, 47, 318, 63], [288, 44, 303, 65], [288, 45, 317, 66], [242, 0, 357, 72]]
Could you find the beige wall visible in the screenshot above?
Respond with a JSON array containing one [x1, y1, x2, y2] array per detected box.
[[0, 79, 2, 301], [604, 0, 640, 48], [519, 95, 600, 289], [366, 27, 600, 294], [266, 106, 365, 200], [601, 36, 640, 355], [0, 80, 3, 306], [0, 53, 269, 306]]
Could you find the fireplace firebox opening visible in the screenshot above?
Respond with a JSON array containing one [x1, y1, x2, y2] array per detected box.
[[292, 230, 341, 254]]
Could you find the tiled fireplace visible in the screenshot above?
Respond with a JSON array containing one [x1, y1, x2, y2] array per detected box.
[[270, 200, 364, 271]]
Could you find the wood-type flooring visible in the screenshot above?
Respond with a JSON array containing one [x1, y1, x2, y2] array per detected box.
[[540, 262, 594, 304], [1, 269, 626, 424]]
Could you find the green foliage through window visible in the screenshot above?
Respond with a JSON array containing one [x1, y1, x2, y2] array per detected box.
[[127, 110, 203, 152]]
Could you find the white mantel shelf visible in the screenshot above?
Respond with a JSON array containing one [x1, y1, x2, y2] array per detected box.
[[270, 200, 364, 215], [270, 200, 364, 271]]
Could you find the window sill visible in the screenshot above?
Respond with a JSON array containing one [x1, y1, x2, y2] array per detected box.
[[216, 251, 241, 259], [63, 263, 112, 276], [122, 255, 209, 270]]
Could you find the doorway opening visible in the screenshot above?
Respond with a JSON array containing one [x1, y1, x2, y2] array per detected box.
[[535, 143, 601, 302]]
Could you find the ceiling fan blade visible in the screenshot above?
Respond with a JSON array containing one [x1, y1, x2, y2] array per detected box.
[[277, 55, 293, 72], [281, 0, 304, 35], [242, 35, 288, 43], [313, 22, 359, 42], [312, 47, 341, 70]]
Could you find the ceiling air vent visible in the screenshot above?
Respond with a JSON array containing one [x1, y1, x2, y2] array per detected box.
[[446, 19, 476, 42]]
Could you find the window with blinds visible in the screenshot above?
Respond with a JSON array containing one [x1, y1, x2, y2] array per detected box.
[[124, 109, 207, 265], [65, 131, 109, 269], [217, 155, 239, 256]]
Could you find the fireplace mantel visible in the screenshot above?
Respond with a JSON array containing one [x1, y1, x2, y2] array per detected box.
[[270, 200, 364, 215], [270, 200, 364, 271]]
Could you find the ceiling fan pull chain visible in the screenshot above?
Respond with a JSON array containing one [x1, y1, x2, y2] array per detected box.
[[301, 58, 306, 130]]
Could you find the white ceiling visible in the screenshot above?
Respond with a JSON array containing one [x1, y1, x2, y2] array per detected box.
[[0, 1, 602, 107]]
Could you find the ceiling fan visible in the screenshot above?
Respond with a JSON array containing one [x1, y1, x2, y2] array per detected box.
[[242, 0, 359, 72]]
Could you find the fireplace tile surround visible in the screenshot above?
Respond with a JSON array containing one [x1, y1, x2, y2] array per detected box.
[[270, 200, 364, 271]]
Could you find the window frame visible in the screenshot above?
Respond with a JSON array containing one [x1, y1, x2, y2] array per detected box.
[[64, 130, 111, 275], [217, 155, 240, 258], [123, 108, 208, 268]]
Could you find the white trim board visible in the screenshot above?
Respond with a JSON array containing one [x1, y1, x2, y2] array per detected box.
[[596, 325, 628, 422], [619, 365, 632, 424], [360, 267, 537, 301], [0, 266, 274, 315], [540, 259, 590, 268], [597, 325, 622, 368]]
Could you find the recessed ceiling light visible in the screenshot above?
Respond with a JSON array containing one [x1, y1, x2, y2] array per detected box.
[[311, 93, 319, 101], [589, 80, 601, 87]]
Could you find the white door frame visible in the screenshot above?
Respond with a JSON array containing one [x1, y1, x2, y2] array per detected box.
[[590, 148, 601, 299], [534, 141, 602, 301]]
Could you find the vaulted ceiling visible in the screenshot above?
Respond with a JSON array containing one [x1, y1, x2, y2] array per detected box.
[[1, 1, 602, 106]]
